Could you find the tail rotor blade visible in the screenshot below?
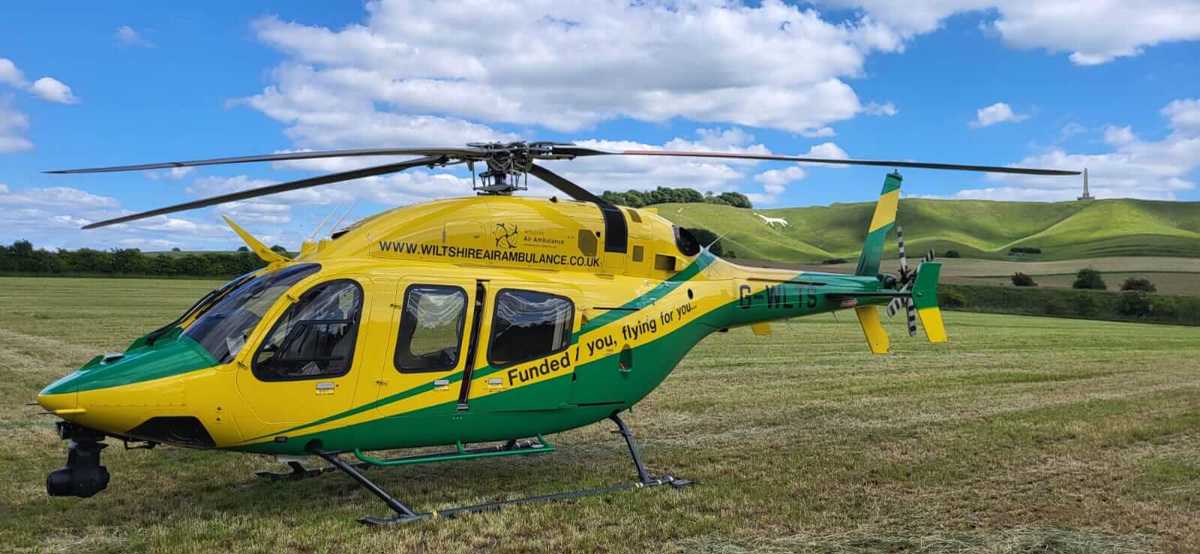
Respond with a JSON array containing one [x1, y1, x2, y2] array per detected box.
[[886, 297, 901, 318], [905, 298, 918, 337]]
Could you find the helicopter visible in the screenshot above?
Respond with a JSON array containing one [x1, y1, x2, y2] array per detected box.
[[35, 142, 1079, 524]]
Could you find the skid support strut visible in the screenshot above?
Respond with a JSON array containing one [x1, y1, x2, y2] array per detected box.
[[313, 415, 692, 526], [610, 413, 655, 484], [311, 448, 427, 524]]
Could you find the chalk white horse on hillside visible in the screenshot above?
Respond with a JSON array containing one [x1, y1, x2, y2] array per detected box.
[[754, 212, 789, 227]]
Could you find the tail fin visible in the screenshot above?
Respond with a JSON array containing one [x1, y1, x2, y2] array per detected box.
[[854, 306, 890, 354], [855, 171, 902, 277], [912, 261, 948, 343]]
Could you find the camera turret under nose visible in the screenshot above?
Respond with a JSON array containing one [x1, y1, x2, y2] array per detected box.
[[46, 422, 110, 498]]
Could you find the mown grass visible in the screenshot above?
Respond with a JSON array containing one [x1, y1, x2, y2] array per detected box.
[[657, 198, 1200, 261], [2, 277, 1199, 553]]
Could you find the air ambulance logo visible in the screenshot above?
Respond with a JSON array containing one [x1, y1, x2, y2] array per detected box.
[[494, 223, 519, 249]]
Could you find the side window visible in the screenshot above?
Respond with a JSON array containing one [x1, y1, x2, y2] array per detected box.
[[488, 289, 574, 367], [395, 285, 467, 373], [253, 280, 363, 381]]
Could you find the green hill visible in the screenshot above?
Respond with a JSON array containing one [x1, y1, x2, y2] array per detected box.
[[654, 198, 1200, 262]]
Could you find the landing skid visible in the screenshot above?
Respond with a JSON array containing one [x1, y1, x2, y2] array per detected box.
[[311, 413, 692, 525]]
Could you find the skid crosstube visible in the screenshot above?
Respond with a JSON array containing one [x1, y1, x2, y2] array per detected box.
[[308, 413, 692, 525]]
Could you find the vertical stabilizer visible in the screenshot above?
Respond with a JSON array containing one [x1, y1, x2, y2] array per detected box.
[[855, 171, 902, 276], [912, 261, 947, 343]]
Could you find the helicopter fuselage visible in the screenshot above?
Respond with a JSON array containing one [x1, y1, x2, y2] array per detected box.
[[37, 195, 893, 456]]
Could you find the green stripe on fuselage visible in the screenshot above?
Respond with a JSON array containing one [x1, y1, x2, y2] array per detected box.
[[239, 252, 719, 443]]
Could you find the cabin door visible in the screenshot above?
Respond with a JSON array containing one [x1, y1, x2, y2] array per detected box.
[[377, 279, 483, 420], [234, 277, 368, 433], [459, 282, 580, 412]]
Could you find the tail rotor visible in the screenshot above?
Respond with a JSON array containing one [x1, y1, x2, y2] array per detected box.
[[886, 225, 934, 337]]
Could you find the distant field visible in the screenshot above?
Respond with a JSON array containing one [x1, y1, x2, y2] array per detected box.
[[656, 198, 1200, 261], [791, 256, 1200, 296], [3, 277, 1200, 552]]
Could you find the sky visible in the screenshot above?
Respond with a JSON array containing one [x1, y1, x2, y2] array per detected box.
[[1, 0, 1198, 251]]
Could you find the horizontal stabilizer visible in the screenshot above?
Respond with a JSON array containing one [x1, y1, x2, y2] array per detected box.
[[223, 216, 290, 265]]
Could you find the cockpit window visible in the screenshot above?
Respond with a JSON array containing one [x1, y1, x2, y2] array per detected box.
[[182, 263, 320, 363], [674, 226, 700, 257], [252, 280, 363, 381]]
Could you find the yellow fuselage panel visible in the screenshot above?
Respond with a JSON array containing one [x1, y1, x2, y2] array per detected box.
[[295, 196, 683, 280]]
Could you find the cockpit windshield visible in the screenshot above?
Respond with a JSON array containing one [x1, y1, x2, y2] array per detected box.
[[183, 263, 320, 363]]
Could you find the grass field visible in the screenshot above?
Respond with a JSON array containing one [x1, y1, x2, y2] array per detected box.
[[656, 198, 1200, 261], [3, 277, 1200, 553]]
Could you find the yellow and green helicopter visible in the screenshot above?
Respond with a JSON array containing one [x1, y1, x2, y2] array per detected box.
[[36, 143, 1078, 524]]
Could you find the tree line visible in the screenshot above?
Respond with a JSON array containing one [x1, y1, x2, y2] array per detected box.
[[0, 240, 278, 278], [600, 186, 752, 209]]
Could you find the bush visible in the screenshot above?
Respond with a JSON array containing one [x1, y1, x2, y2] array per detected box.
[[1011, 272, 1037, 287], [1073, 268, 1107, 290], [1070, 293, 1101, 317], [940, 283, 1200, 326], [940, 290, 968, 309], [1009, 246, 1042, 255], [822, 258, 848, 265], [1042, 296, 1068, 316], [943, 250, 961, 258], [1120, 276, 1156, 293], [1116, 292, 1153, 317], [0, 240, 268, 278]]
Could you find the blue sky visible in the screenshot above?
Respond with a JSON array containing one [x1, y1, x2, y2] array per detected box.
[[2, 1, 1198, 251]]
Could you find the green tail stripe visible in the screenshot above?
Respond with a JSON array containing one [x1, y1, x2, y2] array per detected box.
[[854, 172, 902, 277], [854, 224, 891, 277]]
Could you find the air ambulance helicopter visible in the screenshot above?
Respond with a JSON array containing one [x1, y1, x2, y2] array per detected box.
[[36, 142, 1078, 524]]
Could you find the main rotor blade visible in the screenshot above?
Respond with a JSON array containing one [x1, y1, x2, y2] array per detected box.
[[527, 163, 603, 203], [48, 148, 480, 174], [82, 155, 448, 229], [556, 147, 1080, 176]]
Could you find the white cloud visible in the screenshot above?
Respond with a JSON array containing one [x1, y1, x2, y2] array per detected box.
[[0, 182, 247, 250], [755, 165, 806, 191], [748, 142, 850, 204], [243, 1, 909, 143], [29, 77, 78, 104], [0, 97, 33, 153], [0, 58, 26, 87], [1103, 125, 1135, 146], [971, 102, 1027, 127], [0, 58, 78, 153], [0, 57, 79, 104], [820, 0, 1200, 65], [863, 101, 898, 116], [956, 98, 1200, 200], [1163, 99, 1200, 132], [145, 166, 196, 180], [115, 25, 155, 48]]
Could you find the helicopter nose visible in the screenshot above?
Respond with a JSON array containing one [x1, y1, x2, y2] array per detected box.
[[37, 387, 80, 416]]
